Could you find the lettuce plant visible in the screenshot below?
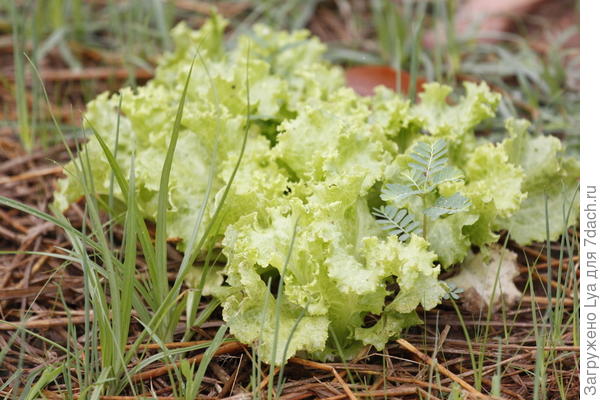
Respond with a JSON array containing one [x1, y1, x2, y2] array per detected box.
[[54, 15, 579, 363]]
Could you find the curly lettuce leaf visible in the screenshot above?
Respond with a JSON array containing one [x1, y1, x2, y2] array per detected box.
[[498, 119, 579, 244], [354, 311, 422, 351], [411, 82, 501, 142], [221, 188, 445, 362]]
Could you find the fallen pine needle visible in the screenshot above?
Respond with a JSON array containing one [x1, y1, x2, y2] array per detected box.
[[98, 340, 212, 352], [288, 358, 357, 400], [0, 315, 89, 330], [522, 295, 574, 306], [396, 338, 503, 400], [0, 166, 63, 185], [320, 385, 419, 400], [131, 341, 245, 382]]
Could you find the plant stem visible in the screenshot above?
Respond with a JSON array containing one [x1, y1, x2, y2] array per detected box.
[[421, 194, 429, 240]]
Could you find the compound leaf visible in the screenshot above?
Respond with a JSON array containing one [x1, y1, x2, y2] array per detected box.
[[424, 193, 472, 220], [408, 139, 458, 191], [380, 183, 422, 203], [372, 205, 422, 241], [431, 165, 463, 186]]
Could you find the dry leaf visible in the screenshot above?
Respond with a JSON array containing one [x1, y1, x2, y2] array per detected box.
[[345, 65, 425, 96], [446, 246, 521, 313]]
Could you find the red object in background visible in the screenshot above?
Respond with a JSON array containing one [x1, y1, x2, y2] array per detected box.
[[345, 65, 426, 97]]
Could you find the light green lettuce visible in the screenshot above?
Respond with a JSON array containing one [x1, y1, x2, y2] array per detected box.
[[53, 16, 579, 364], [498, 119, 579, 244], [411, 82, 501, 142]]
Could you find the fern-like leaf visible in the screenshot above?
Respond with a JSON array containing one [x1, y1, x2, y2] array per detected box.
[[423, 193, 472, 220], [372, 205, 421, 241], [408, 139, 462, 191], [409, 139, 447, 177], [431, 165, 463, 186], [442, 282, 464, 300], [380, 183, 422, 203]]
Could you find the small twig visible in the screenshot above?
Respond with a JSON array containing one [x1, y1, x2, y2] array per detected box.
[[0, 166, 63, 185], [217, 354, 245, 398], [0, 208, 29, 233], [331, 369, 358, 400], [522, 295, 574, 307], [519, 257, 580, 288], [259, 366, 279, 390], [518, 268, 573, 297], [0, 224, 24, 243], [518, 245, 548, 262], [0, 315, 89, 330], [446, 351, 535, 382], [525, 256, 579, 271], [0, 285, 59, 301], [320, 385, 418, 399], [288, 357, 334, 371], [83, 396, 215, 400], [385, 376, 452, 393], [0, 139, 78, 174], [98, 340, 212, 352], [416, 387, 443, 400], [131, 341, 245, 382]]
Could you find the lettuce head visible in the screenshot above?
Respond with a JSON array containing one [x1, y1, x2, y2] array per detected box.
[[54, 15, 579, 363]]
